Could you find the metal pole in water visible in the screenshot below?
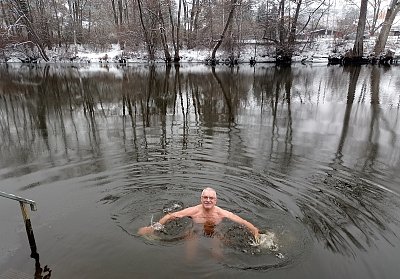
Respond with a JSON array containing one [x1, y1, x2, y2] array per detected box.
[[19, 201, 38, 258], [0, 191, 38, 258]]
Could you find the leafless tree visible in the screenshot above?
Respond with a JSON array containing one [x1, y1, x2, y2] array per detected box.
[[211, 0, 238, 61], [373, 0, 400, 56], [352, 0, 368, 57]]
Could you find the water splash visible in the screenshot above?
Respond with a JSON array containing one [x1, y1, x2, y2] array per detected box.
[[250, 232, 278, 251], [162, 202, 183, 214]]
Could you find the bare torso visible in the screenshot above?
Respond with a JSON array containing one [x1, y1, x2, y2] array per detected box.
[[142, 198, 259, 239], [184, 205, 226, 224]]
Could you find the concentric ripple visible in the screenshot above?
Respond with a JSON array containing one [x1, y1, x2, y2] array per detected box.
[[104, 159, 312, 270]]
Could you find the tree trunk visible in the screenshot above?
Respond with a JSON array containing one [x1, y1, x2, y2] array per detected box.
[[192, 0, 200, 46], [157, 0, 171, 62], [211, 0, 237, 61], [137, 0, 155, 61], [51, 0, 62, 47], [189, 0, 196, 34], [282, 0, 302, 61], [174, 0, 182, 62], [37, 0, 51, 49], [168, 0, 177, 56], [370, 0, 383, 35], [16, 0, 49, 61], [208, 0, 214, 47], [288, 0, 301, 46], [118, 0, 123, 25], [67, 0, 77, 54], [278, 0, 285, 43], [373, 1, 400, 55], [111, 0, 118, 25], [276, 0, 291, 64], [73, 0, 83, 42], [1, 0, 10, 26], [352, 0, 368, 57], [187, 0, 199, 49], [183, 0, 189, 47]]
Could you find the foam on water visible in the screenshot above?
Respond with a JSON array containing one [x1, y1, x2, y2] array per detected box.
[[251, 232, 278, 250]]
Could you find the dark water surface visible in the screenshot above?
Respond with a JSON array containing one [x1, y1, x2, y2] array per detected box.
[[0, 63, 399, 278]]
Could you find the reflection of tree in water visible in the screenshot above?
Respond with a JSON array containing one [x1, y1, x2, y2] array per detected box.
[[211, 66, 235, 123], [361, 66, 397, 173], [334, 66, 360, 165], [251, 66, 294, 171], [273, 67, 294, 169], [0, 66, 54, 164], [300, 66, 399, 257], [1, 64, 398, 192], [0, 66, 113, 181]]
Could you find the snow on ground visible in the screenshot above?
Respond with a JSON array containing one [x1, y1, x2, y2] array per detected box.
[[2, 36, 400, 64], [74, 43, 123, 62], [60, 44, 275, 64]]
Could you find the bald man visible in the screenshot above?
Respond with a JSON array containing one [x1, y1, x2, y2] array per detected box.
[[138, 187, 260, 240]]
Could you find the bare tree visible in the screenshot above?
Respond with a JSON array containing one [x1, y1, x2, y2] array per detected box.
[[111, 0, 119, 25], [352, 0, 368, 57], [157, 0, 171, 62], [288, 0, 302, 49], [167, 0, 178, 59], [336, 6, 359, 38], [137, 0, 155, 60], [187, 0, 201, 49], [8, 0, 49, 61], [211, 0, 238, 61], [373, 0, 400, 56], [51, 0, 62, 47], [368, 0, 383, 35], [174, 0, 182, 61]]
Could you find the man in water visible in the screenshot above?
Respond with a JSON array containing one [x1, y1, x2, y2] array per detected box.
[[138, 187, 260, 240]]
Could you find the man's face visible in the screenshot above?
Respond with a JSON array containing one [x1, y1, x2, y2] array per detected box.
[[201, 190, 217, 210]]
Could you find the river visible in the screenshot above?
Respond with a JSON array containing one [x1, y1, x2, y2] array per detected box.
[[0, 63, 399, 278]]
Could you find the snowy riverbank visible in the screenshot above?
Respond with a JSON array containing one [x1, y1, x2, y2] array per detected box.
[[3, 37, 400, 64]]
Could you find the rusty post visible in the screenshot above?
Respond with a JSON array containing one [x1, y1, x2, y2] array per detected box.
[[0, 191, 38, 257], [19, 201, 38, 258]]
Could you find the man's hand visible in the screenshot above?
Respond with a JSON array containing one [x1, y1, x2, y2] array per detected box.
[[253, 229, 260, 243]]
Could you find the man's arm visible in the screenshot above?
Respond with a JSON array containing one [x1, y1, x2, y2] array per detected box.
[[137, 206, 197, 236], [158, 206, 195, 224], [221, 209, 260, 239]]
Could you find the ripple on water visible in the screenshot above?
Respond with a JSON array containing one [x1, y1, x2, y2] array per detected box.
[[106, 177, 313, 271], [220, 208, 312, 270]]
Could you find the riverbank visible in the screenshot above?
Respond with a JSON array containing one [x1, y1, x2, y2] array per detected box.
[[2, 37, 400, 65]]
